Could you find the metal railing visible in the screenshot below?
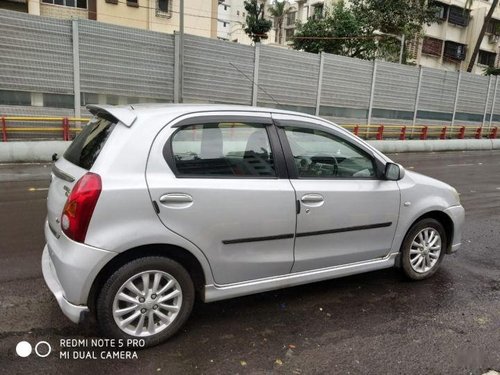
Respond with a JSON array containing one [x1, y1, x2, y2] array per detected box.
[[1, 116, 87, 142], [343, 124, 498, 140], [0, 116, 498, 142]]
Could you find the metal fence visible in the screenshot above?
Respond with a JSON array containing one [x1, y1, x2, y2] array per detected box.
[[2, 8, 500, 140]]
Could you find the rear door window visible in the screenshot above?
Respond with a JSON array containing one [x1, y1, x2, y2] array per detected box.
[[168, 123, 276, 177], [64, 116, 116, 170]]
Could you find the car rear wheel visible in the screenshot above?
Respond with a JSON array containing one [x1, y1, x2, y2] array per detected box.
[[96, 256, 194, 347], [401, 218, 447, 280]]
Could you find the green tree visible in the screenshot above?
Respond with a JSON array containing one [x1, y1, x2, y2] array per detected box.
[[484, 66, 500, 75], [244, 0, 273, 44], [350, 0, 438, 36], [268, 0, 290, 45], [466, 0, 500, 72], [350, 0, 439, 62], [292, 1, 377, 59]]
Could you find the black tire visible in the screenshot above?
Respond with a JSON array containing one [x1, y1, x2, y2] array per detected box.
[[96, 256, 194, 348], [400, 218, 447, 281]]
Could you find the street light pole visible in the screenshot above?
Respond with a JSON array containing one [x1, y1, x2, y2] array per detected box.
[[373, 31, 405, 64], [399, 34, 405, 64], [179, 0, 184, 103]]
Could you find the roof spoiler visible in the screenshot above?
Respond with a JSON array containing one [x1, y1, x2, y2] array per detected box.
[[86, 104, 137, 127]]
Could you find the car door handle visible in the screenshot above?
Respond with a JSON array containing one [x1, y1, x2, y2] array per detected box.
[[159, 193, 193, 204], [301, 194, 324, 204]]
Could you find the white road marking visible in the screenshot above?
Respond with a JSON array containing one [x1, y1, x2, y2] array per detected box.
[[28, 187, 49, 191], [447, 163, 475, 167]]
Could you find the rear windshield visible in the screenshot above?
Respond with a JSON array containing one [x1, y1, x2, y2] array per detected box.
[[64, 116, 116, 170]]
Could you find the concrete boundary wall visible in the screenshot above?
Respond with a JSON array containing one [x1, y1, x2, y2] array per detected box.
[[1, 140, 500, 163], [367, 139, 500, 153]]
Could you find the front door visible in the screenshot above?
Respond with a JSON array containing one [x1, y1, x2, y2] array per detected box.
[[274, 116, 400, 273], [146, 113, 296, 285]]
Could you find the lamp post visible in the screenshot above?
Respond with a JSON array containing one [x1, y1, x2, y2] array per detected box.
[[179, 0, 184, 102], [373, 31, 405, 64]]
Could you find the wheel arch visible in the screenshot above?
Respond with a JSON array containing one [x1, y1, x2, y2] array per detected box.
[[87, 244, 207, 314], [395, 210, 454, 268], [404, 210, 454, 253]]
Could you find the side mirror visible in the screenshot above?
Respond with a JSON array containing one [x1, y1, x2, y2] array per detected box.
[[384, 162, 404, 181]]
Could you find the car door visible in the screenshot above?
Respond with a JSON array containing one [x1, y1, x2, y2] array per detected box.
[[146, 112, 296, 285], [272, 114, 401, 273]]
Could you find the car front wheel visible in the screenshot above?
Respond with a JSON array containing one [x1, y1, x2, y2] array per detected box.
[[401, 218, 447, 280], [96, 256, 194, 347]]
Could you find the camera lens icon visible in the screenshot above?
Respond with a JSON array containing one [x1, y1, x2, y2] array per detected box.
[[35, 341, 52, 357], [16, 341, 52, 358], [16, 341, 32, 357]]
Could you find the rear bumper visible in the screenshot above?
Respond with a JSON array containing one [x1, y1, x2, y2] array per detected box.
[[42, 220, 117, 323], [444, 205, 465, 254], [42, 245, 88, 323]]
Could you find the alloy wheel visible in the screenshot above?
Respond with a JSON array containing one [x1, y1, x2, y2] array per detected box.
[[409, 228, 442, 274], [112, 270, 182, 337]]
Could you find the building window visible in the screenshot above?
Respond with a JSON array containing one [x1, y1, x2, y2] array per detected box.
[[312, 4, 323, 20], [448, 6, 469, 27], [430, 1, 449, 21], [286, 11, 296, 27], [127, 0, 139, 8], [41, 0, 87, 8], [156, 0, 171, 17], [444, 41, 466, 61], [236, 10, 239, 16], [486, 20, 500, 35], [285, 28, 294, 42], [223, 22, 227, 27], [422, 37, 443, 57], [478, 50, 496, 67]]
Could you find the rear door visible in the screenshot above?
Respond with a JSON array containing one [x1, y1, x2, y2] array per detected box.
[[146, 112, 296, 285], [273, 114, 400, 273], [47, 115, 116, 239]]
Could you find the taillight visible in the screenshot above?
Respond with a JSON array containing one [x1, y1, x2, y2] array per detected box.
[[61, 172, 102, 243]]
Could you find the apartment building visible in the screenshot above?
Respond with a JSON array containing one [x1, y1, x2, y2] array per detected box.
[[217, 0, 252, 43], [281, 0, 331, 44], [264, 0, 500, 75], [0, 0, 218, 38], [415, 0, 500, 74], [217, 0, 278, 45]]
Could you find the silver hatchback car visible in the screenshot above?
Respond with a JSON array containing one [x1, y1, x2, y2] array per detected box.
[[42, 104, 464, 346]]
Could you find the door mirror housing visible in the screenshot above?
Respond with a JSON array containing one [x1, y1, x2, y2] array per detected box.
[[384, 163, 404, 181]]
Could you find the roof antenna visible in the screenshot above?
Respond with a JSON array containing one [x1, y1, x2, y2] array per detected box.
[[229, 62, 281, 107]]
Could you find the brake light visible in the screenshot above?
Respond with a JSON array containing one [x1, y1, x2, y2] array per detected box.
[[61, 172, 102, 243]]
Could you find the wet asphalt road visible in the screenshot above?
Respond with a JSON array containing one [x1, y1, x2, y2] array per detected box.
[[0, 150, 499, 374]]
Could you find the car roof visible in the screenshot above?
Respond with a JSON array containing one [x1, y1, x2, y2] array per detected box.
[[87, 103, 319, 127]]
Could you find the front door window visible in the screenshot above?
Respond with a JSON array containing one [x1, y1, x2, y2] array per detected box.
[[283, 127, 375, 178]]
